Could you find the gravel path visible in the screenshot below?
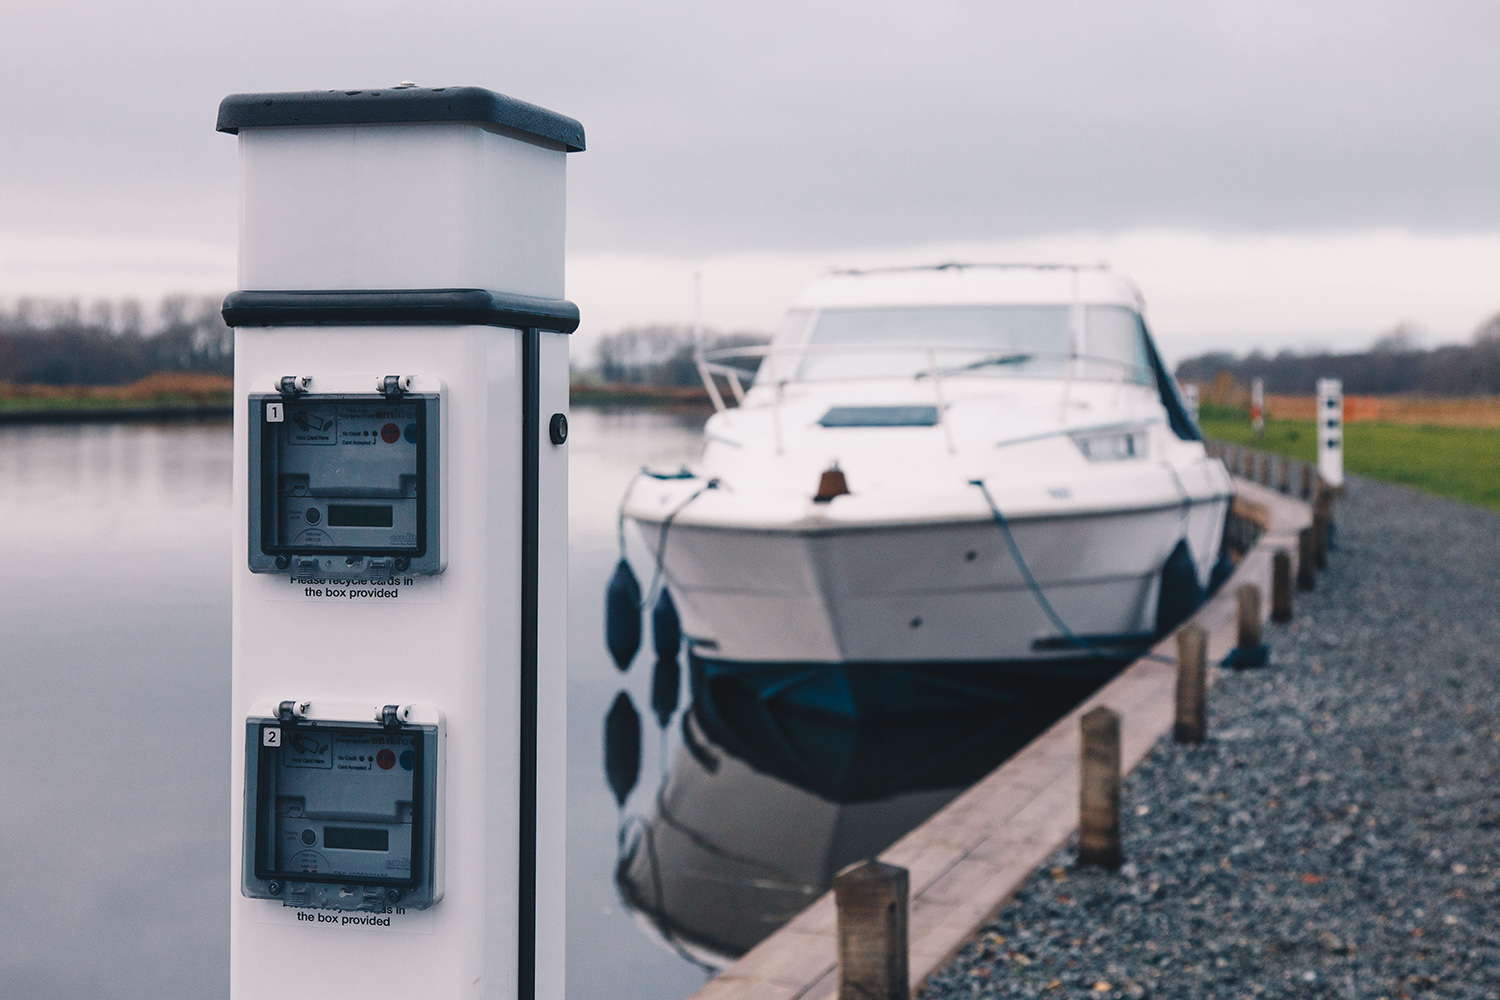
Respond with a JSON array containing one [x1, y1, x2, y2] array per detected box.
[[920, 475, 1500, 1000]]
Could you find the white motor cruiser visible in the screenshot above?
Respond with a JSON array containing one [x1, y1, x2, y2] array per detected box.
[[619, 264, 1233, 680]]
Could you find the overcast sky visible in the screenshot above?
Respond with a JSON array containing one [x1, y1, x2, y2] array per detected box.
[[2, 0, 1499, 360]]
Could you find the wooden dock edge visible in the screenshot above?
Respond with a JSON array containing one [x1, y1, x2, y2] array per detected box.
[[686, 478, 1312, 1000]]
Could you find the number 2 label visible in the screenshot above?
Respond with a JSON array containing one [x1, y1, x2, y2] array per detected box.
[[263, 727, 281, 747]]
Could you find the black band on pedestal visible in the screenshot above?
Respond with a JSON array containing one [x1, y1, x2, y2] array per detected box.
[[222, 289, 579, 333]]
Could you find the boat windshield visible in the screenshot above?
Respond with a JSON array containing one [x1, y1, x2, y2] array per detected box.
[[776, 305, 1153, 384]]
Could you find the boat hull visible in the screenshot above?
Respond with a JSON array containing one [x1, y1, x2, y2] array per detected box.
[[633, 497, 1229, 664]]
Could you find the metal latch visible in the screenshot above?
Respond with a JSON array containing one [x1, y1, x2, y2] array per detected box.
[[380, 375, 411, 399]]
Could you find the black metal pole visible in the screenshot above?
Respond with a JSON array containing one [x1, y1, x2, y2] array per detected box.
[[519, 326, 540, 1000]]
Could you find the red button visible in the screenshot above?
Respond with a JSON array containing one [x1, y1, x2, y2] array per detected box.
[[380, 423, 400, 443], [376, 749, 396, 770]]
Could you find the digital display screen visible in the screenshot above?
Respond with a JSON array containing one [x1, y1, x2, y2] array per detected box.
[[324, 827, 390, 852], [326, 504, 395, 528]]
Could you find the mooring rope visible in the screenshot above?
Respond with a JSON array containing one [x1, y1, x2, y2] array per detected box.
[[617, 471, 720, 610], [969, 479, 1174, 665]]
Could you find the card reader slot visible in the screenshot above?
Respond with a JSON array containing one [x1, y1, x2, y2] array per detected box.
[[304, 486, 409, 499], [279, 806, 411, 824]]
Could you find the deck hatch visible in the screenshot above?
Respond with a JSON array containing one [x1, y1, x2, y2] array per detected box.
[[818, 405, 939, 428]]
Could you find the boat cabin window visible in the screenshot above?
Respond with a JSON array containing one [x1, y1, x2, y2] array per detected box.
[[778, 305, 1153, 384]]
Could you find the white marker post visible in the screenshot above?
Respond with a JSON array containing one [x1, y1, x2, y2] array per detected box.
[[1317, 376, 1344, 488], [1182, 383, 1200, 426], [1250, 376, 1265, 438], [220, 87, 582, 999]]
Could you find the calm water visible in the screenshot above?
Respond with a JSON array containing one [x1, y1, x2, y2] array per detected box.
[[0, 410, 1098, 999]]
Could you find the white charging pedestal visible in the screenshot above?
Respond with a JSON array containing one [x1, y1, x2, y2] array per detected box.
[[220, 87, 582, 999], [1316, 376, 1344, 488]]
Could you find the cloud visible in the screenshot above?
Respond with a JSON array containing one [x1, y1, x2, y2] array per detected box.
[[0, 231, 233, 299], [3, 1, 1499, 361], [2, 0, 1499, 258]]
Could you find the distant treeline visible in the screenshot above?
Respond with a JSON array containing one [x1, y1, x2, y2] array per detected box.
[[1176, 316, 1500, 395], [29, 295, 1500, 399], [591, 324, 769, 386], [0, 296, 232, 385]]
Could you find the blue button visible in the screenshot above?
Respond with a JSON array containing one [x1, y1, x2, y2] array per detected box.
[[403, 422, 418, 444], [399, 749, 415, 771]]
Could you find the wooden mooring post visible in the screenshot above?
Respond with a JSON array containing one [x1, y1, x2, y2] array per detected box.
[[1299, 462, 1313, 500], [1078, 706, 1122, 869], [835, 860, 909, 1000], [1237, 583, 1261, 649], [1224, 583, 1270, 668], [1277, 454, 1291, 494], [1313, 486, 1333, 570], [1174, 624, 1207, 743], [1297, 527, 1316, 590], [1272, 550, 1293, 622]]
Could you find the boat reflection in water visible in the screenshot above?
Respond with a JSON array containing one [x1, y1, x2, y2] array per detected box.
[[611, 652, 1114, 969]]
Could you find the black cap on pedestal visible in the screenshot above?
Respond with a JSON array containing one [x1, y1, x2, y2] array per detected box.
[[217, 86, 584, 152]]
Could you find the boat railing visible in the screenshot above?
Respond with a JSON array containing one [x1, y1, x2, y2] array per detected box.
[[692, 341, 1155, 454], [697, 343, 1153, 389]]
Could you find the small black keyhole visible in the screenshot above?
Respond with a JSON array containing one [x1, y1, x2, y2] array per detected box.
[[549, 412, 569, 445]]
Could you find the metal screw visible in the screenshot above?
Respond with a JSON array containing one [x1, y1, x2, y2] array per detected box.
[[267, 881, 282, 895]]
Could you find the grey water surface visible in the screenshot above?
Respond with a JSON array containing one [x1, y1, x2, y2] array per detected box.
[[0, 411, 710, 1000], [0, 409, 1098, 1000]]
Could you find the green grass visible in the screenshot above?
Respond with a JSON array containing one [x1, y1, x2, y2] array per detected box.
[[1199, 403, 1500, 511]]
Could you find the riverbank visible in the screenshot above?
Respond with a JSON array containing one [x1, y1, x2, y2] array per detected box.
[[569, 381, 713, 409], [0, 378, 710, 423], [1255, 394, 1500, 428], [0, 372, 232, 423], [0, 404, 231, 424], [921, 474, 1500, 999], [1199, 404, 1500, 511]]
